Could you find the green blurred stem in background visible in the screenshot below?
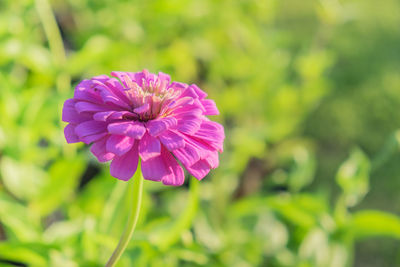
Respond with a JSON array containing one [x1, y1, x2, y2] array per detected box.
[[106, 172, 144, 267], [35, 0, 70, 94]]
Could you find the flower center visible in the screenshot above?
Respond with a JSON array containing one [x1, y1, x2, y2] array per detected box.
[[121, 75, 179, 122]]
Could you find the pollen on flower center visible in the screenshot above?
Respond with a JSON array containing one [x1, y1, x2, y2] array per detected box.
[[120, 73, 179, 122]]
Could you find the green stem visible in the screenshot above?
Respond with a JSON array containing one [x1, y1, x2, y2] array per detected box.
[[35, 0, 70, 94], [106, 172, 144, 267]]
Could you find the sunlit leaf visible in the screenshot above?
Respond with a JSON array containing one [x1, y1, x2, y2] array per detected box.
[[336, 148, 370, 207]]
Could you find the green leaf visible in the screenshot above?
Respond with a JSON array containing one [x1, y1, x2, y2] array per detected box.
[[31, 158, 85, 216], [351, 210, 400, 240], [0, 156, 47, 201], [336, 148, 370, 207], [0, 192, 41, 242], [288, 146, 316, 192], [0, 242, 48, 266]]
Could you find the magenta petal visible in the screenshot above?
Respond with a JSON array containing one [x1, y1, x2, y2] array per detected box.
[[75, 101, 109, 113], [105, 78, 132, 103], [93, 111, 115, 121], [62, 99, 90, 123], [205, 150, 219, 169], [201, 99, 219, 115], [64, 124, 79, 143], [81, 132, 108, 144], [173, 142, 201, 167], [158, 131, 185, 151], [187, 160, 211, 180], [176, 119, 202, 135], [92, 80, 131, 109], [190, 84, 207, 99], [106, 135, 135, 156], [192, 120, 224, 152], [134, 103, 150, 114], [141, 154, 171, 182], [75, 121, 107, 137], [161, 150, 185, 186], [90, 137, 114, 162], [74, 80, 103, 103], [169, 82, 188, 94], [108, 121, 146, 139], [111, 71, 134, 88], [138, 132, 161, 161], [110, 143, 139, 181], [147, 117, 177, 136], [109, 111, 137, 120]]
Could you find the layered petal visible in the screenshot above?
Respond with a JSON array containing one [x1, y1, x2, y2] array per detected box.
[[172, 142, 201, 167], [110, 143, 139, 181], [147, 117, 177, 136], [158, 130, 185, 151], [64, 124, 79, 143], [106, 135, 135, 156], [108, 121, 146, 139], [138, 132, 161, 161], [162, 149, 185, 186], [62, 99, 91, 123], [90, 137, 114, 162], [187, 159, 211, 180], [75, 121, 107, 138], [141, 153, 170, 182], [63, 70, 224, 185]]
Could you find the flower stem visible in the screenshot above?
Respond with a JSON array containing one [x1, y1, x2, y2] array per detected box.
[[106, 172, 144, 267]]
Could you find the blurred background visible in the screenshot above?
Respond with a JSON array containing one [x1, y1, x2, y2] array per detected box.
[[1, 0, 400, 266]]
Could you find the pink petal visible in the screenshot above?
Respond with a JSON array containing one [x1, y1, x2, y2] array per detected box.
[[75, 101, 109, 113], [192, 121, 224, 152], [134, 103, 150, 114], [176, 118, 202, 135], [165, 97, 194, 112], [161, 150, 185, 186], [110, 143, 139, 181], [64, 124, 79, 143], [106, 135, 135, 156], [93, 111, 115, 121], [109, 111, 138, 120], [201, 99, 219, 115], [108, 121, 146, 139], [168, 82, 188, 94], [147, 117, 177, 136], [172, 104, 203, 118], [179, 86, 199, 99], [75, 121, 107, 138], [90, 137, 114, 162], [157, 72, 171, 90], [173, 142, 201, 167], [187, 160, 211, 180], [190, 84, 207, 99], [158, 130, 185, 151], [92, 79, 131, 109], [74, 79, 103, 103], [205, 150, 219, 169], [138, 132, 161, 161], [81, 132, 108, 144], [141, 154, 171, 182], [111, 71, 139, 89], [62, 99, 90, 123], [104, 77, 132, 104]]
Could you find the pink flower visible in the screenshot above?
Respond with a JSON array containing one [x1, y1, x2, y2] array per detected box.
[[62, 70, 224, 186]]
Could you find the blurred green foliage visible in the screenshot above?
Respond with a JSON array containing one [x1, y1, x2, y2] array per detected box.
[[1, 0, 400, 266]]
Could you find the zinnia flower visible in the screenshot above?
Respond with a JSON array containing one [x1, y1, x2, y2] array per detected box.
[[62, 70, 224, 186]]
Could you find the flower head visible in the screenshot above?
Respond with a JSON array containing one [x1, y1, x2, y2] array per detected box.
[[62, 70, 224, 186]]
